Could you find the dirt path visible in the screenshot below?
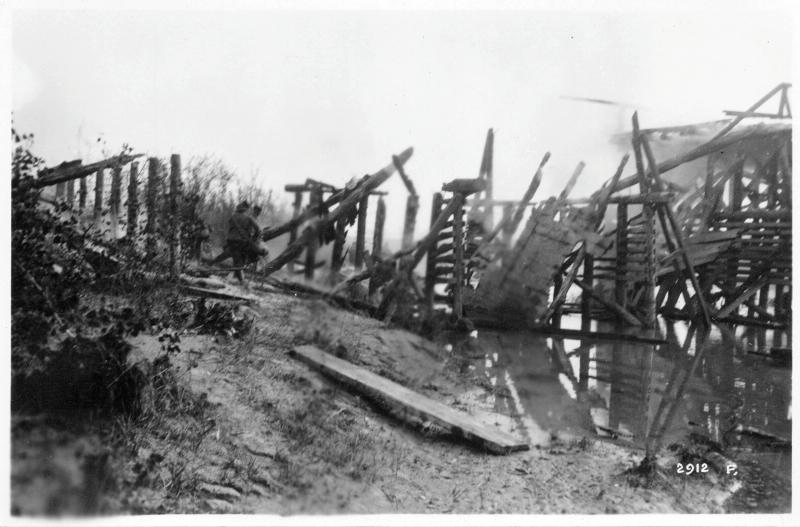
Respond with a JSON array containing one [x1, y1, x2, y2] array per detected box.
[[13, 288, 737, 515]]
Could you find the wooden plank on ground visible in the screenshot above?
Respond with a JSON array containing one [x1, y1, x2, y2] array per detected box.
[[292, 345, 529, 454], [180, 285, 258, 303]]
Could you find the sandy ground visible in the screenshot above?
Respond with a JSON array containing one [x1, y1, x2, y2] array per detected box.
[[11, 286, 742, 516]]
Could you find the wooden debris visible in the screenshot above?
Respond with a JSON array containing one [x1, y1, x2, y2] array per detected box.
[[292, 345, 529, 454], [261, 148, 413, 276], [35, 153, 143, 188], [180, 285, 258, 303]]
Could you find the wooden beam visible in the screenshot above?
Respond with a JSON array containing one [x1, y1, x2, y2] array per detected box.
[[580, 254, 594, 330], [710, 83, 790, 142], [93, 168, 104, 221], [305, 186, 323, 280], [372, 196, 386, 257], [401, 194, 419, 251], [539, 243, 586, 324], [169, 154, 181, 276], [146, 158, 159, 255], [558, 161, 585, 201], [78, 176, 87, 211], [442, 178, 487, 195], [508, 152, 550, 235], [723, 110, 785, 119], [354, 195, 369, 270], [292, 345, 528, 454], [574, 278, 643, 327], [109, 165, 122, 238], [180, 285, 256, 303], [66, 178, 75, 207], [615, 203, 628, 309], [424, 192, 444, 309], [479, 128, 494, 229], [35, 153, 143, 188], [591, 154, 629, 230], [127, 162, 139, 238], [639, 127, 712, 325], [609, 125, 791, 194], [288, 191, 303, 273], [715, 276, 771, 319], [607, 192, 674, 205], [452, 194, 465, 318], [330, 218, 347, 273], [261, 148, 413, 276]]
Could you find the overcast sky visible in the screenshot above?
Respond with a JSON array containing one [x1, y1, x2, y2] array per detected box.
[[11, 2, 792, 242]]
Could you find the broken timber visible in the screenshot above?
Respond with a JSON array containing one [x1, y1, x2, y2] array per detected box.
[[260, 147, 413, 276], [292, 345, 529, 454]]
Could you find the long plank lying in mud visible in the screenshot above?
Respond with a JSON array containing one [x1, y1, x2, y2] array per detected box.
[[292, 345, 529, 455]]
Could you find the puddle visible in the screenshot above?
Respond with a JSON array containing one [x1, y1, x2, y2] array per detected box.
[[449, 317, 791, 498]]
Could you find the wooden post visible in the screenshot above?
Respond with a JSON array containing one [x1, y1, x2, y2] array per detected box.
[[169, 154, 181, 275], [401, 194, 419, 250], [110, 165, 122, 239], [479, 128, 495, 230], [331, 219, 347, 273], [508, 152, 550, 234], [501, 204, 514, 248], [288, 191, 303, 273], [615, 203, 628, 311], [424, 193, 444, 310], [66, 179, 75, 207], [93, 168, 104, 221], [146, 157, 159, 256], [581, 254, 594, 330], [55, 182, 65, 200], [452, 193, 466, 319], [373, 196, 386, 257], [579, 343, 590, 392], [304, 186, 322, 280], [304, 231, 318, 280], [261, 147, 414, 278], [551, 273, 563, 328], [632, 123, 657, 328], [127, 162, 139, 239], [79, 175, 88, 211], [355, 195, 369, 270], [642, 201, 658, 328]]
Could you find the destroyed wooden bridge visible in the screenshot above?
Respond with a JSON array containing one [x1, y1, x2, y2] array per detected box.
[[34, 83, 792, 337], [29, 83, 791, 455]]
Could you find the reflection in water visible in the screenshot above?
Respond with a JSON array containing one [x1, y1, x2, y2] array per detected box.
[[462, 318, 790, 480]]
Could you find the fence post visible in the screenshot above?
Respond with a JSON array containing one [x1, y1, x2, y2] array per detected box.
[[372, 196, 386, 258], [169, 154, 181, 275], [110, 165, 122, 239], [127, 162, 139, 239], [93, 168, 104, 222], [304, 186, 322, 280], [288, 191, 303, 273], [401, 194, 419, 250], [66, 179, 75, 207], [146, 158, 159, 256], [355, 195, 369, 270], [331, 218, 347, 273], [78, 176, 88, 211], [501, 204, 514, 249]]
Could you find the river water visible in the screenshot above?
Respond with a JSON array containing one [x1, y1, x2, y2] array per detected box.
[[451, 317, 791, 501]]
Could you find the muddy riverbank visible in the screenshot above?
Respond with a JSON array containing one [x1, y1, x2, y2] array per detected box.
[[11, 288, 779, 515]]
